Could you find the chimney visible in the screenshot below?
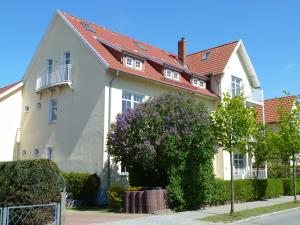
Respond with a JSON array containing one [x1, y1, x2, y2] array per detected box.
[[178, 37, 186, 64]]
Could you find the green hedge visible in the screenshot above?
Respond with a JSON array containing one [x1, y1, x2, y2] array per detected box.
[[63, 172, 100, 205], [0, 159, 65, 206], [281, 178, 300, 195], [216, 178, 285, 204]]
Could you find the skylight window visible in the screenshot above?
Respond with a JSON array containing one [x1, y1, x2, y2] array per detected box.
[[134, 42, 147, 51], [202, 51, 211, 61], [81, 22, 96, 33]]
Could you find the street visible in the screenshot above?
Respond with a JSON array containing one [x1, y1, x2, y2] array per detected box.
[[236, 209, 300, 225]]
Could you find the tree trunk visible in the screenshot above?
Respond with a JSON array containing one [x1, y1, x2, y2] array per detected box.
[[293, 149, 297, 201], [230, 151, 234, 215]]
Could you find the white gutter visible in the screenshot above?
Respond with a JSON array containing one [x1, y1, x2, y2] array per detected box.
[[0, 82, 23, 100]]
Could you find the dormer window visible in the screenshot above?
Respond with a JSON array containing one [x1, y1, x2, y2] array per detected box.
[[191, 78, 206, 89], [124, 56, 143, 70], [165, 68, 180, 81], [202, 52, 210, 61]]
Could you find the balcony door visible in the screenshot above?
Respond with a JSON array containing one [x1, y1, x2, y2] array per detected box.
[[46, 59, 53, 85]]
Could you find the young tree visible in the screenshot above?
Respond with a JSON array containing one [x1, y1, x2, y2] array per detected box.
[[211, 94, 257, 215], [277, 96, 300, 201], [249, 125, 274, 178]]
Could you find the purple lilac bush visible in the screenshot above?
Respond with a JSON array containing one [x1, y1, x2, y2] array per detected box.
[[107, 93, 216, 210]]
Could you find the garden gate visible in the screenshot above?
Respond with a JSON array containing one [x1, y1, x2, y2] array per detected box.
[[0, 203, 60, 225]]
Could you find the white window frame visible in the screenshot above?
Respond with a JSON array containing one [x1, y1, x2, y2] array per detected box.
[[134, 59, 142, 70], [234, 153, 245, 169], [125, 56, 133, 68], [232, 76, 242, 97], [122, 91, 144, 112], [49, 99, 58, 123]]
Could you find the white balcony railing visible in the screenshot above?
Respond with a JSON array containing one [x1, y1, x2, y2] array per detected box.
[[247, 88, 263, 104], [251, 168, 267, 180], [36, 64, 72, 92], [226, 88, 263, 105]]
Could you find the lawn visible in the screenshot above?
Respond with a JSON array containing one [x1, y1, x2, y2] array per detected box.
[[201, 201, 300, 223]]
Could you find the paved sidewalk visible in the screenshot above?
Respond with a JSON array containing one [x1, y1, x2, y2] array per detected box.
[[91, 195, 300, 225]]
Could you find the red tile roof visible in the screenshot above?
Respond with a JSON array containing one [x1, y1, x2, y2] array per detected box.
[[256, 96, 297, 123], [186, 41, 239, 76], [0, 82, 21, 95], [61, 12, 239, 99]]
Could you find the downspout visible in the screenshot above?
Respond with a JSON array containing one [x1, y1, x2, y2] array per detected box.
[[107, 70, 119, 188]]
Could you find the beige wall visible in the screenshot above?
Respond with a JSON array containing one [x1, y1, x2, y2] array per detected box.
[[20, 15, 109, 175], [0, 87, 23, 161]]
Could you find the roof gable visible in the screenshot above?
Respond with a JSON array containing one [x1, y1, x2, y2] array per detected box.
[[0, 82, 23, 99]]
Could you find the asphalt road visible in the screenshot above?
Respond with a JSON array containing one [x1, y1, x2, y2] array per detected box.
[[236, 209, 300, 225]]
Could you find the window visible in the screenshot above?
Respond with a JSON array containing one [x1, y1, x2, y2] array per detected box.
[[34, 148, 40, 157], [126, 57, 133, 67], [49, 99, 58, 123], [47, 147, 53, 160], [64, 52, 70, 65], [134, 42, 147, 51], [125, 56, 143, 70], [122, 91, 144, 112], [135, 59, 142, 70], [47, 59, 53, 83], [165, 69, 180, 81], [191, 78, 206, 89], [64, 52, 71, 80], [37, 102, 42, 110], [21, 149, 27, 157], [232, 76, 242, 97], [234, 153, 244, 169], [202, 51, 210, 61], [24, 106, 30, 112], [81, 22, 96, 33]]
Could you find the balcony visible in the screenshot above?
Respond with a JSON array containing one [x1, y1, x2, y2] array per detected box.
[[36, 64, 72, 93], [245, 88, 264, 105]]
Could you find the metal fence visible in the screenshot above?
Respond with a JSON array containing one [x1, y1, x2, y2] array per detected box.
[[0, 203, 60, 225]]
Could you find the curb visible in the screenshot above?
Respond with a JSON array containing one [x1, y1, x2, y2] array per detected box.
[[231, 206, 300, 224]]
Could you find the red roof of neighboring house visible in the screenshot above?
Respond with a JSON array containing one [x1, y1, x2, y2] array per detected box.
[[0, 82, 21, 95], [61, 12, 239, 98], [256, 96, 297, 123]]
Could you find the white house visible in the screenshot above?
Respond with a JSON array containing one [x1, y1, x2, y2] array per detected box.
[[0, 82, 23, 161], [2, 10, 265, 193]]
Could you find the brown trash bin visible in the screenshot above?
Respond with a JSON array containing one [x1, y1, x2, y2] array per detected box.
[[124, 191, 131, 213], [129, 191, 137, 213], [135, 191, 144, 213], [144, 190, 158, 213]]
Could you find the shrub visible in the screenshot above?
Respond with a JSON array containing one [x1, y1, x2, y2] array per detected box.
[[63, 172, 100, 205], [231, 180, 254, 202], [281, 178, 300, 195], [0, 159, 65, 206], [209, 179, 229, 205], [107, 185, 124, 211], [107, 93, 216, 210], [253, 179, 284, 199]]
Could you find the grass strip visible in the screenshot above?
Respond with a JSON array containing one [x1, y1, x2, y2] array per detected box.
[[201, 201, 300, 223]]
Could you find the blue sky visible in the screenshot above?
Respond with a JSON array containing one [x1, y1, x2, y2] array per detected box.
[[1, 1, 299, 99]]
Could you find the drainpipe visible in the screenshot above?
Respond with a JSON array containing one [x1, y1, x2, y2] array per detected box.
[[107, 70, 119, 188]]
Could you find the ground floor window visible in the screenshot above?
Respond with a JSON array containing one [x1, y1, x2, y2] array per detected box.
[[234, 153, 244, 169], [122, 91, 144, 112]]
